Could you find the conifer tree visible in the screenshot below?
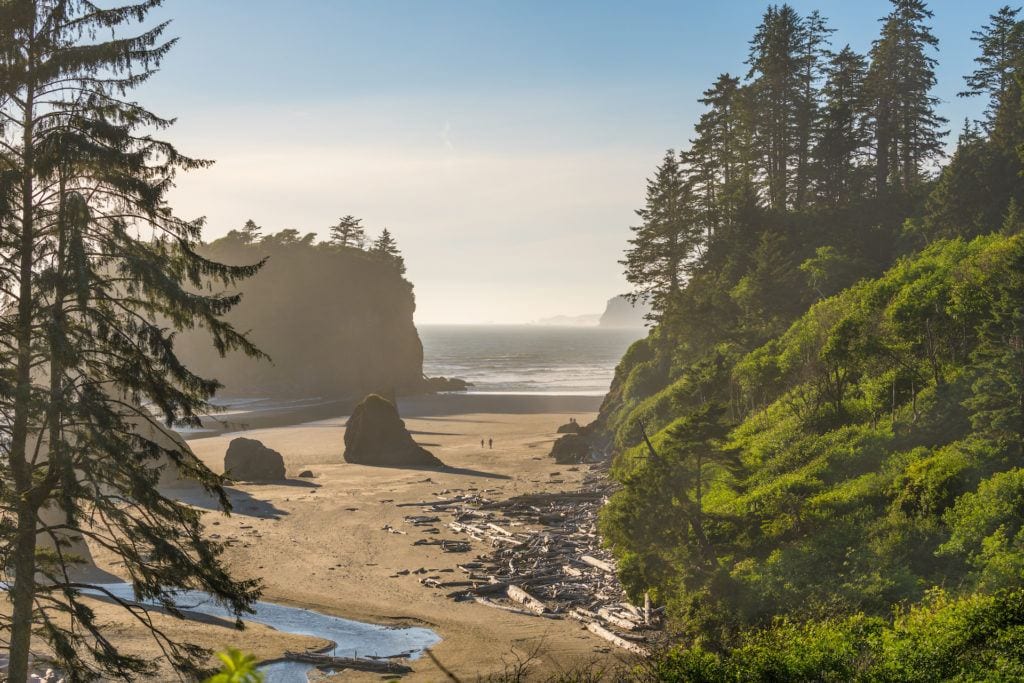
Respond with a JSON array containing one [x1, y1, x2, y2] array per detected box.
[[793, 10, 833, 209], [239, 219, 263, 243], [687, 74, 742, 243], [329, 214, 367, 249], [814, 46, 870, 205], [621, 151, 700, 316], [370, 228, 406, 274], [0, 1, 264, 678], [747, 4, 805, 210], [866, 0, 947, 193], [959, 6, 1024, 130]]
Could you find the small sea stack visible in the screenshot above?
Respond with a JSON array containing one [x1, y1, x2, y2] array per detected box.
[[344, 394, 444, 468], [550, 433, 591, 464], [224, 437, 287, 481]]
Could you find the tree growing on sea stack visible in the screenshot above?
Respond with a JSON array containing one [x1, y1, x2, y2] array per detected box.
[[0, 1, 264, 679], [329, 214, 367, 249], [370, 228, 407, 274], [344, 395, 444, 467]]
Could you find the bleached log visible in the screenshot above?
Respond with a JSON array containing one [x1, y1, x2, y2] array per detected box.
[[473, 597, 561, 619], [507, 585, 547, 615], [597, 607, 638, 631], [580, 555, 613, 573], [585, 622, 650, 656]]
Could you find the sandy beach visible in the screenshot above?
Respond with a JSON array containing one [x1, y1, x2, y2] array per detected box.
[[89, 393, 620, 681]]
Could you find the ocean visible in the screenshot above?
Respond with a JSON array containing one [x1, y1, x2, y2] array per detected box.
[[419, 324, 646, 396]]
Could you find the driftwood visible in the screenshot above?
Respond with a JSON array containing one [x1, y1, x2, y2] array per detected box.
[[584, 622, 650, 657], [507, 585, 548, 615], [598, 606, 638, 631], [580, 555, 613, 573], [283, 651, 413, 674], [473, 596, 562, 619], [394, 468, 662, 655]]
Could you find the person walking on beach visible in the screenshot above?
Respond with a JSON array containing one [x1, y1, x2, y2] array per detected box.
[[480, 438, 485, 448], [489, 437, 493, 449]]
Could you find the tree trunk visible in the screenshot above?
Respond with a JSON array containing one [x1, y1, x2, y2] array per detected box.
[[9, 33, 38, 681]]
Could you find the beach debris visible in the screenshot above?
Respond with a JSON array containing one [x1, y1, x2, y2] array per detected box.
[[224, 437, 286, 481], [343, 394, 444, 467], [283, 650, 412, 674], [297, 469, 315, 478], [391, 461, 662, 655]]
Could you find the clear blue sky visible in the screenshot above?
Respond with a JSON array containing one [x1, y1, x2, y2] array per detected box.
[[139, 1, 994, 324]]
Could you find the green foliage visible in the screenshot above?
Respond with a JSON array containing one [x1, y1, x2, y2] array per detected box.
[[599, 1, 1024, 678], [650, 589, 1024, 682], [204, 649, 263, 683]]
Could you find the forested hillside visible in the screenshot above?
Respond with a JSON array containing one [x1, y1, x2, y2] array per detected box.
[[596, 2, 1024, 678], [174, 222, 425, 397]]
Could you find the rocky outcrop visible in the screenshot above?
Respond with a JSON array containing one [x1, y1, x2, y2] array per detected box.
[[556, 418, 581, 434], [173, 233, 426, 397], [344, 394, 443, 468], [424, 376, 471, 392], [599, 295, 650, 328], [224, 437, 287, 481], [550, 433, 591, 464]]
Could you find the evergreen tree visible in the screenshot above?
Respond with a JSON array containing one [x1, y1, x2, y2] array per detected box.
[[687, 74, 742, 244], [370, 228, 406, 274], [621, 151, 701, 317], [0, 1, 263, 678], [240, 219, 263, 243], [793, 10, 834, 209], [329, 214, 367, 249], [964, 241, 1024, 453], [866, 0, 948, 193], [814, 46, 870, 206], [747, 4, 806, 210], [959, 6, 1024, 130]]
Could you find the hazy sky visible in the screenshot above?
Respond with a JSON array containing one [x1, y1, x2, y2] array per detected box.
[[139, 1, 990, 324]]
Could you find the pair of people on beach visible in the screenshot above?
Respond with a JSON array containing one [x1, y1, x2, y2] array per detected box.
[[480, 438, 493, 449]]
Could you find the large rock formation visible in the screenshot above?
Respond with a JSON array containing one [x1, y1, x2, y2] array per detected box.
[[173, 233, 426, 397], [599, 295, 650, 328], [224, 437, 287, 481], [344, 395, 443, 467]]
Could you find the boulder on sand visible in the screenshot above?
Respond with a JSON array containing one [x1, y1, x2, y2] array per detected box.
[[344, 394, 444, 468], [550, 433, 590, 464], [224, 437, 287, 481]]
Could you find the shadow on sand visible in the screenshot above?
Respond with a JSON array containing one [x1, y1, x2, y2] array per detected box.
[[170, 479, 320, 520]]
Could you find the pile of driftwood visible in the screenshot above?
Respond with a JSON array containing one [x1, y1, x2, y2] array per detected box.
[[394, 465, 662, 656]]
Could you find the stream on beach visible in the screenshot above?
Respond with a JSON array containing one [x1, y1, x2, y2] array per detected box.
[[91, 583, 440, 682]]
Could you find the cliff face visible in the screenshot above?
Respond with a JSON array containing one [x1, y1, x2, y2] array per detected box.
[[175, 233, 424, 397], [598, 295, 649, 328]]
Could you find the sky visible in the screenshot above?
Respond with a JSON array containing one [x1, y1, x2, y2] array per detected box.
[[137, 0, 994, 324]]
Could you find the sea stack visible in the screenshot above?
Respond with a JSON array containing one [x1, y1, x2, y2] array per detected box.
[[224, 437, 287, 481], [344, 394, 444, 467]]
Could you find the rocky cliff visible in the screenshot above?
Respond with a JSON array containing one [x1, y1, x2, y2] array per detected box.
[[174, 232, 425, 397], [598, 295, 649, 328]]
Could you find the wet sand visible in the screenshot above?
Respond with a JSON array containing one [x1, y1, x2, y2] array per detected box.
[[90, 393, 621, 680]]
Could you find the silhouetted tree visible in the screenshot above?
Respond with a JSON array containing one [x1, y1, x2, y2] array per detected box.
[[0, 1, 263, 678], [866, 0, 947, 193], [370, 228, 406, 274], [330, 214, 367, 249]]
